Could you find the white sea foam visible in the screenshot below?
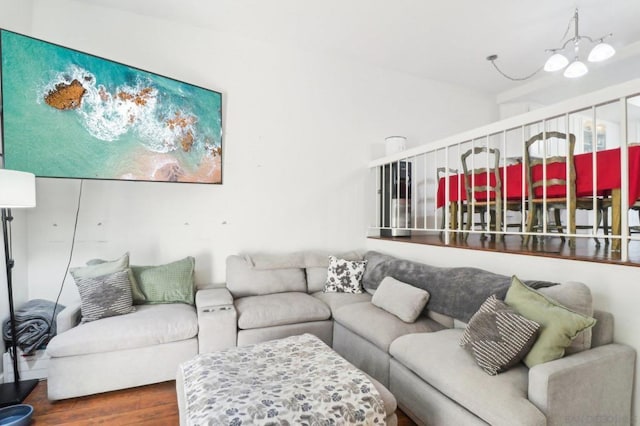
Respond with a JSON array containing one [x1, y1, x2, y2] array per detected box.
[[41, 65, 213, 154]]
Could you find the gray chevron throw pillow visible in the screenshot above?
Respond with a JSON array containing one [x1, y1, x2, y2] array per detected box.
[[460, 295, 540, 375], [75, 269, 135, 323]]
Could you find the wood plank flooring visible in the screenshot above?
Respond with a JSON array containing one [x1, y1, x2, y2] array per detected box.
[[371, 231, 640, 266], [25, 380, 417, 425], [25, 380, 179, 425]]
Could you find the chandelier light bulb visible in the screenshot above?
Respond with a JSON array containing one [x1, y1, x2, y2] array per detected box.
[[544, 53, 569, 72], [588, 42, 616, 62], [563, 59, 588, 78]]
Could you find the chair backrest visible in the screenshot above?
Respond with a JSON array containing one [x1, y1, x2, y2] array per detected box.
[[437, 167, 458, 179], [524, 131, 576, 201], [461, 146, 501, 204], [436, 167, 459, 200]]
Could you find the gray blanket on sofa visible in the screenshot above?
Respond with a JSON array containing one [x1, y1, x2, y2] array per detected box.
[[363, 251, 556, 323]]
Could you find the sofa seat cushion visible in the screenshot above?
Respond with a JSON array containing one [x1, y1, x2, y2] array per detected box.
[[311, 291, 372, 314], [235, 292, 331, 330], [47, 304, 197, 358], [333, 302, 444, 352], [390, 329, 546, 426]]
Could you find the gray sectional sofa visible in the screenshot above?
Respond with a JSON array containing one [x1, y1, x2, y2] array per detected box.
[[332, 251, 635, 425], [207, 250, 635, 426], [48, 249, 636, 426]]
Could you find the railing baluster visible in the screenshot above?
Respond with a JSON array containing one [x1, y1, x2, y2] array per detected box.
[[521, 126, 526, 235], [502, 131, 507, 234], [444, 148, 451, 243], [542, 122, 548, 236], [426, 152, 430, 231], [375, 166, 380, 231], [591, 106, 598, 237], [621, 97, 630, 260]]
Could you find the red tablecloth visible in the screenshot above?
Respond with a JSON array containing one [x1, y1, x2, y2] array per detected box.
[[436, 145, 640, 208]]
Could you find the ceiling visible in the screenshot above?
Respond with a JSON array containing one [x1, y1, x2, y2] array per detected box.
[[81, 0, 640, 104]]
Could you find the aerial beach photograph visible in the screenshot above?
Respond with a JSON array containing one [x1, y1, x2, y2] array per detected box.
[[1, 30, 223, 183]]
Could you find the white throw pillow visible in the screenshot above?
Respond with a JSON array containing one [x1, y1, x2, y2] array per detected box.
[[371, 276, 430, 323]]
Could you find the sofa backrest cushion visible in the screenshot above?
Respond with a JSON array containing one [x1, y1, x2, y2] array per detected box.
[[427, 310, 455, 328], [226, 255, 306, 298], [307, 268, 330, 293], [305, 251, 363, 293], [591, 310, 614, 347]]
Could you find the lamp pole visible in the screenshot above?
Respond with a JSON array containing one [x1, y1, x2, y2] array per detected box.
[[0, 208, 38, 406], [3, 208, 20, 384]]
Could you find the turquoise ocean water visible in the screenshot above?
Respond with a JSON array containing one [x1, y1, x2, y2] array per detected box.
[[1, 30, 222, 182]]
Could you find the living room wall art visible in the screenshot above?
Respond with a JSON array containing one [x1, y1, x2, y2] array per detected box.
[[0, 30, 223, 184]]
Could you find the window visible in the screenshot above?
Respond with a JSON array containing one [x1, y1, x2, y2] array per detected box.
[[583, 121, 606, 152]]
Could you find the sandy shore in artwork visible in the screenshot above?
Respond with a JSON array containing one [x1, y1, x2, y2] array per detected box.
[[120, 150, 221, 183]]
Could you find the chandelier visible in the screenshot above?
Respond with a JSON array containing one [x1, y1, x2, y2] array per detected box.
[[488, 9, 615, 81]]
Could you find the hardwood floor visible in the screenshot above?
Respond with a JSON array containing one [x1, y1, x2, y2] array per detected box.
[[26, 380, 179, 425], [371, 230, 640, 266], [25, 380, 417, 425]]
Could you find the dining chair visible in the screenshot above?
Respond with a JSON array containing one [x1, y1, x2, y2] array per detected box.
[[523, 131, 605, 247], [437, 167, 463, 238], [601, 195, 636, 239], [461, 146, 511, 241]]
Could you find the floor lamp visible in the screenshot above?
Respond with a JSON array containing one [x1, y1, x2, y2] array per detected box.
[[0, 169, 38, 407]]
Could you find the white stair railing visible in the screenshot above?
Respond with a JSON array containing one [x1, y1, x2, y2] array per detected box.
[[369, 79, 640, 262]]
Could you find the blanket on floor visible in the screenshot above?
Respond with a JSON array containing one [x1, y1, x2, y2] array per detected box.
[[2, 299, 65, 354], [180, 334, 386, 425]]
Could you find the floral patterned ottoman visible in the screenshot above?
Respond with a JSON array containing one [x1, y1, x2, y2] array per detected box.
[[176, 333, 398, 425]]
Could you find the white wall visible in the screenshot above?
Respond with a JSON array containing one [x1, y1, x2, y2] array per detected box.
[[0, 0, 497, 306], [366, 238, 640, 423], [0, 0, 32, 33]]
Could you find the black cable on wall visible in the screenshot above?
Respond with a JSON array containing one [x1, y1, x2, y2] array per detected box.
[[46, 179, 84, 341]]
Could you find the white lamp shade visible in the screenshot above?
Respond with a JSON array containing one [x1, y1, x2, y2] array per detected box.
[[544, 53, 569, 72], [563, 60, 588, 78], [0, 169, 36, 208], [588, 42, 615, 62]]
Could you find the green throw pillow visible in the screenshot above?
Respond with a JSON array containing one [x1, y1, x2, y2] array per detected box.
[[80, 253, 146, 304], [131, 257, 195, 305], [505, 275, 596, 367]]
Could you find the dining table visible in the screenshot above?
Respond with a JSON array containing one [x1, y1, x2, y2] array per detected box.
[[436, 145, 640, 250]]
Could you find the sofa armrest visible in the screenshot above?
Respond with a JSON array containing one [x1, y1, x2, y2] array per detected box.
[[195, 288, 237, 353], [56, 302, 82, 334], [528, 343, 635, 425], [196, 288, 234, 309]]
